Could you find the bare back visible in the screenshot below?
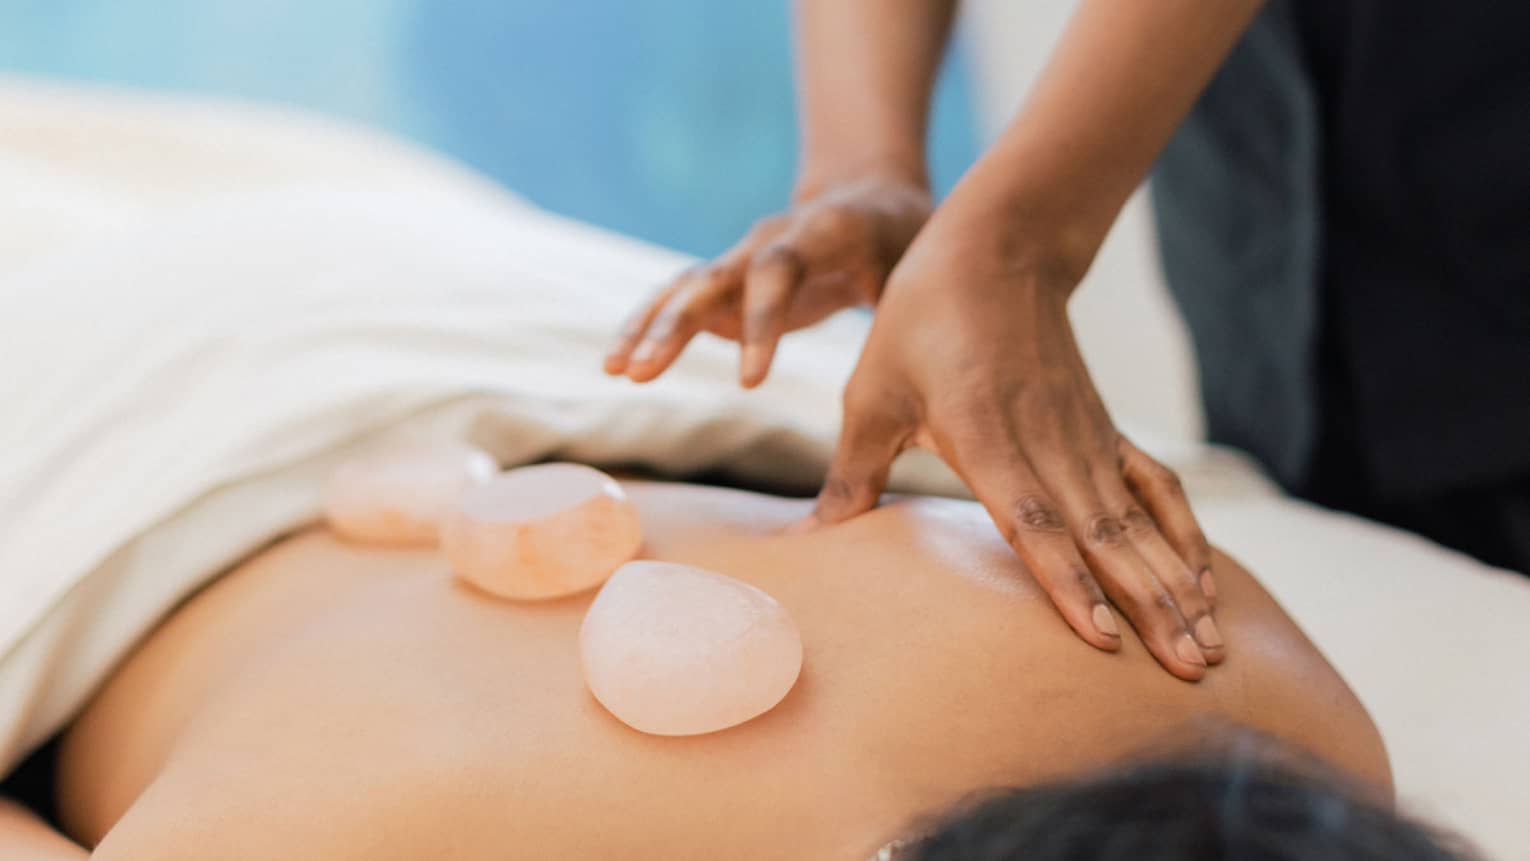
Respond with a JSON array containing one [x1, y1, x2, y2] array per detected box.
[[60, 482, 1388, 860]]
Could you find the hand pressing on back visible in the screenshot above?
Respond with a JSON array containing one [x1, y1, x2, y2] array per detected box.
[[604, 175, 931, 387], [804, 198, 1223, 682]]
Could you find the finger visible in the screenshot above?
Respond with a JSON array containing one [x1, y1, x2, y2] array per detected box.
[[931, 421, 1122, 653], [1119, 437, 1216, 603], [1099, 481, 1222, 665], [1023, 443, 1204, 680], [604, 280, 678, 375], [812, 390, 907, 526], [1091, 551, 1205, 682], [626, 265, 740, 382], [739, 243, 802, 388]]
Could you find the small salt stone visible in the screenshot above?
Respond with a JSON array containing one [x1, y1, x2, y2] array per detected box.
[[323, 441, 498, 547], [442, 463, 642, 601], [580, 560, 803, 736]]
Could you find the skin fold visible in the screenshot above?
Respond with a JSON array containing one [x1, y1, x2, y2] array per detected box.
[[47, 481, 1386, 860]]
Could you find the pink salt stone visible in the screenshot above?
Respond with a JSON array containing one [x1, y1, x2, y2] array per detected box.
[[442, 463, 642, 601], [580, 561, 804, 736], [324, 441, 498, 547]]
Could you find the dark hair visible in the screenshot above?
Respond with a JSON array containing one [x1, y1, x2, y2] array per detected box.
[[911, 755, 1476, 861]]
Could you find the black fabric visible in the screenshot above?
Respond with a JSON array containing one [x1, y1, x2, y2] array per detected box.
[[1312, 315, 1530, 573], [1154, 0, 1530, 558], [1307, 0, 1530, 498], [1308, 391, 1530, 573]]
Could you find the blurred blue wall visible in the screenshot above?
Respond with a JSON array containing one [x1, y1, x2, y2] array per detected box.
[[0, 0, 978, 257]]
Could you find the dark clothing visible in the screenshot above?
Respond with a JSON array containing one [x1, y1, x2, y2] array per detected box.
[[1309, 398, 1530, 573], [1153, 0, 1530, 571]]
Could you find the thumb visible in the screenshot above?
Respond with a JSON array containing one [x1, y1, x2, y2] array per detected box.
[[813, 402, 905, 525]]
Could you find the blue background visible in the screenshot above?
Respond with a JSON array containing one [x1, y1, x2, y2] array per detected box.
[[0, 0, 978, 256]]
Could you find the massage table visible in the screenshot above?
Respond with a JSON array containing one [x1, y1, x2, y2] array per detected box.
[[1, 78, 1526, 859]]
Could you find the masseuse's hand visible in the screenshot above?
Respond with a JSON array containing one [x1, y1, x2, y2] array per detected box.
[[808, 206, 1224, 682], [604, 176, 931, 387]]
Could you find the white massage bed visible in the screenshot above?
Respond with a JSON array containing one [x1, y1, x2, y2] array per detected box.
[[0, 79, 1526, 859]]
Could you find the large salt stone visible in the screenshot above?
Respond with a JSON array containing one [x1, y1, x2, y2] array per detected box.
[[442, 463, 642, 600], [580, 561, 804, 736], [324, 441, 499, 546]]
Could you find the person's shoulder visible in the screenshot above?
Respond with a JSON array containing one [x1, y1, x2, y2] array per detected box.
[[1205, 547, 1393, 797]]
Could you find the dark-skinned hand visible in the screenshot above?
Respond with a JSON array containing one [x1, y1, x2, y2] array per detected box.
[[604, 175, 931, 387], [804, 205, 1223, 681]]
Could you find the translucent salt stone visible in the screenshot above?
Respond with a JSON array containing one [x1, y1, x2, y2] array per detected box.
[[442, 463, 642, 601], [323, 441, 499, 546], [580, 560, 804, 736]]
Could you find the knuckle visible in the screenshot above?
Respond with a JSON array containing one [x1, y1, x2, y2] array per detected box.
[[751, 242, 802, 275], [699, 265, 733, 290], [1137, 456, 1183, 492], [1152, 589, 1179, 613], [1013, 495, 1067, 534], [1119, 581, 1179, 630], [1085, 514, 1127, 548], [805, 205, 857, 237], [1166, 559, 1205, 594], [1120, 506, 1156, 536], [822, 475, 854, 504], [1171, 563, 1204, 592], [1069, 566, 1103, 599], [1158, 466, 1185, 494]]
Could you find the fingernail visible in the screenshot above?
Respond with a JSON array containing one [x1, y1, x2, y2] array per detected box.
[[1091, 604, 1120, 638], [1194, 615, 1223, 649], [631, 342, 655, 363], [1175, 632, 1207, 667], [1199, 569, 1217, 602]]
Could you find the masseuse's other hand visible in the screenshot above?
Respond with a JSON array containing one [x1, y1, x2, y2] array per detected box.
[[604, 176, 931, 387], [809, 209, 1223, 682]]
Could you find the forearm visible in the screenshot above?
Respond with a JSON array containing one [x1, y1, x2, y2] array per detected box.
[[0, 798, 88, 860], [792, 0, 958, 198], [944, 0, 1266, 284]]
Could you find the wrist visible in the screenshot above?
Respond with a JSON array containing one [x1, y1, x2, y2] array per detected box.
[[792, 150, 929, 205], [934, 169, 1107, 296]]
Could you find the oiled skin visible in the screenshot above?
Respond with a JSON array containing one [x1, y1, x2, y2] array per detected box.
[[60, 482, 1388, 860]]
